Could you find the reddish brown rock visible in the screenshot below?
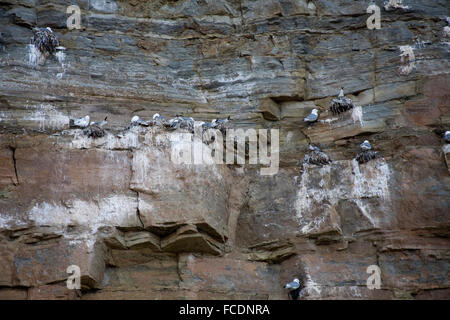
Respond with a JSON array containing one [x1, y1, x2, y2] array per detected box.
[[28, 283, 80, 300], [131, 142, 232, 241], [12, 239, 105, 288], [178, 253, 284, 299], [83, 251, 181, 300], [0, 242, 16, 286], [379, 250, 450, 291], [0, 147, 18, 187], [15, 148, 132, 201], [0, 288, 27, 300], [161, 224, 224, 255], [0, 0, 449, 301]]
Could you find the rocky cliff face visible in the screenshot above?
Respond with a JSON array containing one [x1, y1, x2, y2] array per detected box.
[[0, 0, 449, 300]]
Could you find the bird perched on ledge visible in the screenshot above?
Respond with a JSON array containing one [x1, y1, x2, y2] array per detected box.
[[284, 278, 301, 300], [31, 27, 59, 57], [83, 124, 105, 138], [355, 140, 378, 164], [303, 145, 332, 166], [444, 131, 450, 143], [304, 109, 319, 124], [330, 88, 354, 115], [70, 115, 90, 128], [151, 113, 166, 126], [360, 140, 372, 151], [90, 116, 107, 127], [175, 115, 195, 133], [130, 115, 150, 127], [164, 117, 181, 131], [70, 116, 107, 139], [210, 116, 230, 133]]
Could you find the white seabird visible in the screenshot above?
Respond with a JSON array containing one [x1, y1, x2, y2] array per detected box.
[[73, 115, 90, 128], [131, 115, 150, 126], [90, 117, 107, 127], [152, 113, 166, 126], [304, 145, 332, 166], [338, 87, 344, 98], [210, 116, 230, 133], [284, 278, 301, 300], [201, 121, 215, 130], [213, 116, 230, 125], [445, 131, 450, 143], [360, 140, 372, 151], [210, 119, 219, 129], [284, 278, 300, 290], [175, 115, 195, 132], [308, 144, 321, 152], [304, 109, 319, 123], [165, 118, 181, 130], [153, 113, 165, 121]]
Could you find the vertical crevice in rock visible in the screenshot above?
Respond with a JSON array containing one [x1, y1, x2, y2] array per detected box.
[[9, 146, 19, 185], [226, 174, 249, 247], [135, 192, 144, 229], [129, 148, 144, 229], [300, 129, 312, 145], [136, 207, 144, 229], [176, 254, 183, 284]]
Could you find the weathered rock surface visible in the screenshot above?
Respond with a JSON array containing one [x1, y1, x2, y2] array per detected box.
[[0, 0, 449, 299]]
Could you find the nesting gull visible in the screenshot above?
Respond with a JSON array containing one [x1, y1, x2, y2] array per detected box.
[[83, 126, 104, 139], [212, 116, 230, 126], [151, 113, 166, 126], [360, 140, 372, 151], [303, 145, 332, 166], [30, 27, 59, 65], [201, 121, 215, 131], [130, 115, 150, 127], [355, 140, 378, 164], [329, 89, 354, 115], [198, 121, 218, 144], [176, 115, 195, 133], [90, 117, 107, 127], [201, 121, 218, 145], [164, 118, 181, 131], [284, 278, 301, 300], [211, 116, 230, 133], [79, 117, 107, 138], [71, 115, 90, 128]]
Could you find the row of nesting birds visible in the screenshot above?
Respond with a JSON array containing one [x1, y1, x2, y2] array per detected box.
[[304, 140, 377, 166], [70, 87, 350, 139], [70, 113, 230, 138], [302, 88, 376, 164], [303, 88, 450, 164]]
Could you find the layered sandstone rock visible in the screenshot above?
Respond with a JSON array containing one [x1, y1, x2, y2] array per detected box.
[[0, 0, 449, 299]]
